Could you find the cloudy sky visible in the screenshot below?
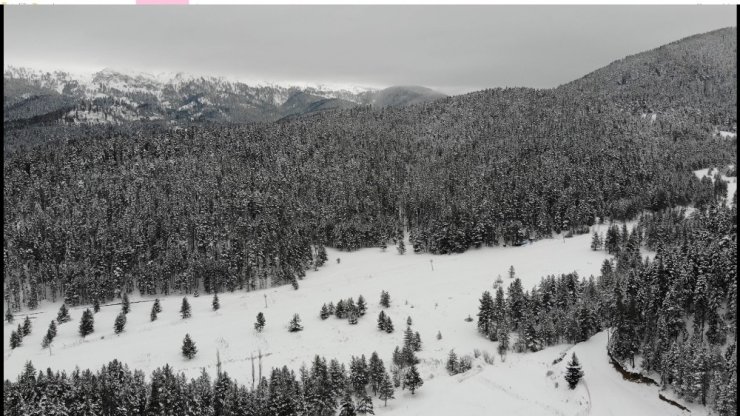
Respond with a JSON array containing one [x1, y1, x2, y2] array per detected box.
[[4, 5, 736, 94]]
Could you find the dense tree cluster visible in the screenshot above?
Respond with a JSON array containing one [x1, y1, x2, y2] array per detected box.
[[2, 351, 400, 416]]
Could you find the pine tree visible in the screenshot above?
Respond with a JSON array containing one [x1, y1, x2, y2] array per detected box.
[[9, 330, 21, 349], [93, 297, 101, 313], [509, 265, 516, 279], [79, 308, 94, 338], [21, 316, 31, 336], [47, 320, 57, 340], [6, 307, 14, 323], [497, 321, 510, 357], [336, 300, 346, 319], [477, 290, 494, 336], [150, 303, 158, 322], [339, 389, 356, 416], [413, 332, 422, 352], [403, 364, 423, 394], [121, 293, 130, 314], [180, 297, 191, 319], [436, 331, 442, 340], [320, 304, 330, 320], [356, 393, 374, 415], [384, 317, 394, 333], [378, 371, 395, 406], [446, 350, 459, 374], [368, 352, 385, 396], [565, 353, 584, 389], [348, 312, 358, 325], [114, 312, 127, 334], [397, 239, 406, 255], [57, 304, 71, 323], [153, 298, 162, 313], [591, 231, 603, 251], [377, 311, 387, 331], [380, 291, 390, 308], [404, 326, 414, 350], [212, 293, 220, 311], [255, 312, 266, 332], [357, 295, 367, 316], [289, 314, 303, 332], [182, 334, 198, 359], [407, 316, 413, 326]]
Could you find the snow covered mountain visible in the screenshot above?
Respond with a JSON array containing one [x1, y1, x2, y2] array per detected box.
[[3, 66, 446, 126]]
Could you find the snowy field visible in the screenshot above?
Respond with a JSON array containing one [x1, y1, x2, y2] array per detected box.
[[4, 219, 706, 415]]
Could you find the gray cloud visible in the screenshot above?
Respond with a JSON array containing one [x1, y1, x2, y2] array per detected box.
[[4, 5, 736, 94]]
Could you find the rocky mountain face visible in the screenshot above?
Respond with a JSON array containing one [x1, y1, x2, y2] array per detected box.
[[3, 67, 446, 127]]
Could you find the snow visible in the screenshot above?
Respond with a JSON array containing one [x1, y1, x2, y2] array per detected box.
[[3, 221, 692, 414], [718, 130, 736, 139]]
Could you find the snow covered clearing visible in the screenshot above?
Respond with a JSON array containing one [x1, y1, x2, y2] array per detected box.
[[3, 223, 695, 415], [694, 167, 737, 207]]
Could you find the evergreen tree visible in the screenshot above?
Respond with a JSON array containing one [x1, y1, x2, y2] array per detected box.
[[255, 312, 266, 332], [79, 308, 94, 338], [380, 291, 390, 308], [289, 314, 303, 332], [591, 231, 603, 251], [509, 265, 516, 279], [446, 350, 459, 374], [407, 316, 413, 326], [121, 293, 130, 314], [9, 330, 21, 349], [114, 312, 127, 334], [180, 297, 191, 319], [56, 304, 71, 324], [47, 320, 57, 340], [320, 303, 330, 320], [436, 330, 442, 340], [339, 389, 356, 416], [413, 332, 422, 352], [377, 311, 387, 331], [150, 303, 158, 321], [403, 364, 423, 394], [604, 225, 621, 254], [356, 393, 374, 415], [397, 239, 406, 255], [357, 295, 367, 316], [565, 353, 584, 389], [477, 290, 494, 336], [21, 316, 31, 336], [378, 371, 395, 406], [404, 326, 415, 350], [368, 352, 385, 396], [497, 321, 510, 357], [153, 298, 162, 313], [93, 297, 101, 313], [384, 316, 394, 333], [316, 245, 328, 267], [212, 293, 220, 311], [336, 299, 346, 319], [5, 307, 13, 324], [182, 334, 198, 359], [348, 311, 358, 325]]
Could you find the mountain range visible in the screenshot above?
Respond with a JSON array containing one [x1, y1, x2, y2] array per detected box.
[[3, 66, 446, 127]]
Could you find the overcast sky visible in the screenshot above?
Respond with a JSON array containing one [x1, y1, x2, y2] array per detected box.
[[4, 5, 736, 94]]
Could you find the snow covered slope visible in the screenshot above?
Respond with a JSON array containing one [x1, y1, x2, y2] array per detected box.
[[4, 222, 697, 415]]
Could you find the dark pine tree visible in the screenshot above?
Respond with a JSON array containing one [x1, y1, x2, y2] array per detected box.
[[378, 371, 395, 406], [5, 307, 13, 323], [320, 304, 330, 320], [380, 291, 390, 308], [9, 330, 22, 349], [57, 304, 71, 324], [377, 311, 387, 331], [446, 350, 459, 374], [182, 334, 198, 359], [403, 364, 423, 394], [288, 314, 303, 332], [93, 297, 101, 313], [180, 297, 192, 319], [21, 316, 31, 336], [565, 353, 584, 389], [153, 298, 162, 313], [357, 295, 367, 316], [150, 303, 158, 322], [255, 312, 266, 332], [114, 312, 127, 334], [591, 231, 603, 251], [79, 308, 94, 338], [212, 293, 220, 311], [384, 316, 394, 333]]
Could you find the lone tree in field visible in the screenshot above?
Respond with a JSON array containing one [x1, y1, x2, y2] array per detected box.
[[320, 304, 330, 320], [121, 293, 130, 314], [380, 291, 391, 308], [6, 307, 14, 323], [590, 231, 603, 251], [93, 298, 101, 313], [153, 298, 162, 313], [212, 293, 220, 311], [79, 309, 94, 338], [403, 364, 423, 394], [565, 353, 584, 389], [180, 297, 192, 319], [255, 312, 266, 332], [42, 320, 57, 348], [150, 303, 159, 321], [22, 316, 32, 336], [9, 330, 22, 349], [182, 334, 198, 359], [508, 265, 516, 279], [57, 304, 71, 324], [357, 295, 367, 316], [114, 312, 127, 334], [288, 314, 303, 332], [377, 311, 387, 331]]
